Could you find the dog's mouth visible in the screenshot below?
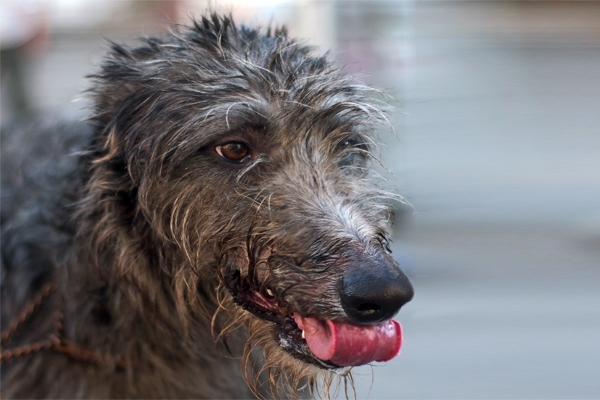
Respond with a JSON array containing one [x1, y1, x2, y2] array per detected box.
[[227, 273, 402, 374]]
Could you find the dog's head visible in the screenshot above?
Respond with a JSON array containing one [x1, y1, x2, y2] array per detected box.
[[87, 13, 413, 397]]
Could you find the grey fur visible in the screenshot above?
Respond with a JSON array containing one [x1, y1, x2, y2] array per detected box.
[[1, 14, 412, 399]]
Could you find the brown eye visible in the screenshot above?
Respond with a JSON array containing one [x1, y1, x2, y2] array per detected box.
[[216, 142, 250, 162]]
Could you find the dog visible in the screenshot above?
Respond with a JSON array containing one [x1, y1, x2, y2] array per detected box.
[[1, 14, 414, 399]]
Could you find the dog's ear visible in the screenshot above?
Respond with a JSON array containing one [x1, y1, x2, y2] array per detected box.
[[87, 41, 153, 132], [88, 13, 239, 131], [88, 38, 178, 184]]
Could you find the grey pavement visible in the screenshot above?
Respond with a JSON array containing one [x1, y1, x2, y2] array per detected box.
[[352, 227, 600, 399]]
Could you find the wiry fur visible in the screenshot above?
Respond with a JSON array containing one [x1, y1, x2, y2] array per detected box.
[[1, 14, 408, 399]]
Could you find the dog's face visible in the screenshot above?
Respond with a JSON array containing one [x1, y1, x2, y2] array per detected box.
[[207, 118, 414, 375], [89, 14, 413, 393]]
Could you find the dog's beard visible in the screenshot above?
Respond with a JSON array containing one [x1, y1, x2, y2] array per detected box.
[[210, 284, 356, 400]]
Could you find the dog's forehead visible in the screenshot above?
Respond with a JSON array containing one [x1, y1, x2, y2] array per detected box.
[[91, 17, 386, 163], [171, 22, 382, 130], [180, 61, 379, 148], [162, 75, 378, 152]]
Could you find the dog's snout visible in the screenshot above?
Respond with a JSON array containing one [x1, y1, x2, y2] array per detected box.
[[340, 253, 414, 324]]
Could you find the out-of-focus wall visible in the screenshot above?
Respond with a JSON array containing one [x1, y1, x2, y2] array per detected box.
[[400, 1, 600, 229]]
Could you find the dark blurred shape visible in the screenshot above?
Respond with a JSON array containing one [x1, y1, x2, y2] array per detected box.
[[1, 1, 50, 120]]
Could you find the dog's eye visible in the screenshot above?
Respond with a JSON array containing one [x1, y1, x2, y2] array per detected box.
[[216, 142, 250, 162], [337, 136, 368, 167], [337, 136, 366, 153], [340, 139, 353, 149]]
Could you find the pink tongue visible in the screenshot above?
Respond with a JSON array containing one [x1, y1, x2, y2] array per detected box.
[[293, 313, 402, 367]]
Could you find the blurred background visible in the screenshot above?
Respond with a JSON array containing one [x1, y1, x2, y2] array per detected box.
[[1, 0, 599, 398]]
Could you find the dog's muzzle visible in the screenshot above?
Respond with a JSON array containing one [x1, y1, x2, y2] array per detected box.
[[292, 249, 413, 367]]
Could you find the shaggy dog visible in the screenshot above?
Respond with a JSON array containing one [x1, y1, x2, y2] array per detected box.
[[1, 14, 414, 399]]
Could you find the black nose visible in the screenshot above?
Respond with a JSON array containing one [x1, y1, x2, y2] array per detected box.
[[340, 252, 414, 324]]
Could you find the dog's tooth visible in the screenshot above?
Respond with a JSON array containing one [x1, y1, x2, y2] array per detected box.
[[301, 329, 305, 339], [266, 288, 274, 297]]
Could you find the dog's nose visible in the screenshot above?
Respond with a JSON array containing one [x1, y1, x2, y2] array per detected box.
[[339, 253, 414, 324]]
